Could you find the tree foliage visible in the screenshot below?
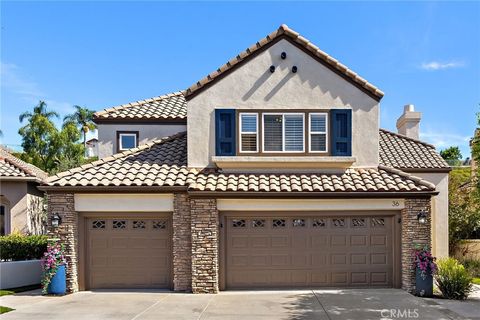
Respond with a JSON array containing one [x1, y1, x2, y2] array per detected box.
[[440, 146, 463, 166], [18, 101, 87, 174], [63, 105, 96, 148]]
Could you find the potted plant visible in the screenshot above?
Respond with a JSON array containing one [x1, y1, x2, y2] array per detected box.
[[41, 242, 67, 295], [413, 245, 437, 297]]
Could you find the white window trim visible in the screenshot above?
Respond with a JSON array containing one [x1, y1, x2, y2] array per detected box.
[[118, 133, 138, 151], [309, 112, 329, 153], [262, 113, 305, 153], [239, 112, 259, 153]]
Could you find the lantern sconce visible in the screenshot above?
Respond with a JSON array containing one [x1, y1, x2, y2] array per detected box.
[[52, 213, 62, 228], [417, 211, 427, 224]]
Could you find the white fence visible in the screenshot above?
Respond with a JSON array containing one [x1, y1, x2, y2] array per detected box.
[[0, 260, 42, 289]]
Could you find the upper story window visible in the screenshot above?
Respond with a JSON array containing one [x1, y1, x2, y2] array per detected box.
[[309, 113, 328, 153], [263, 113, 304, 152], [117, 131, 138, 152], [239, 113, 258, 153]]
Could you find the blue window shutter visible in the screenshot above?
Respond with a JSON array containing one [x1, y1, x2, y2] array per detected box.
[[331, 109, 352, 156], [215, 109, 236, 156]]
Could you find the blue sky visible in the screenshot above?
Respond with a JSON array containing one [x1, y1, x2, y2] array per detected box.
[[1, 1, 479, 158]]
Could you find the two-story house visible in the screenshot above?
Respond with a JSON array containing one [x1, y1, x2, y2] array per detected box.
[[42, 25, 449, 294]]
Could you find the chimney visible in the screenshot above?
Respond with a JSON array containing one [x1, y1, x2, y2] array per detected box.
[[396, 104, 422, 139]]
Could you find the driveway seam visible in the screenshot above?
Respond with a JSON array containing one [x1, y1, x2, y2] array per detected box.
[[130, 294, 170, 320], [312, 290, 332, 320], [197, 295, 215, 320]]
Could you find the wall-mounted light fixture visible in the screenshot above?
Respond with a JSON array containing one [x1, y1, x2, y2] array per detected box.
[[51, 213, 62, 228], [417, 211, 427, 224], [292, 66, 298, 73], [269, 65, 276, 73], [281, 52, 287, 59]]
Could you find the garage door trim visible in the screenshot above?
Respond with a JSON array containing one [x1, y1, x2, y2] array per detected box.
[[78, 211, 173, 291], [219, 210, 401, 290]]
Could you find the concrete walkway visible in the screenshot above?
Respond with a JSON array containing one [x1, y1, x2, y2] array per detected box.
[[1, 288, 478, 320]]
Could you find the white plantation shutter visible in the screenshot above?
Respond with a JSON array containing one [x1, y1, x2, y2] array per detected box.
[[284, 114, 304, 152], [310, 113, 328, 152]]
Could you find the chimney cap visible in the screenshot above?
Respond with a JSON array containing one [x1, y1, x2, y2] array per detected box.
[[404, 104, 415, 112]]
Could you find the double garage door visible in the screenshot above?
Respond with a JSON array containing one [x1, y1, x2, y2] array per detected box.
[[223, 214, 398, 289], [85, 213, 398, 290]]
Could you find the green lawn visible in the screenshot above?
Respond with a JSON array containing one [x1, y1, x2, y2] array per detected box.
[[0, 306, 14, 314], [0, 290, 14, 297], [472, 277, 480, 285]]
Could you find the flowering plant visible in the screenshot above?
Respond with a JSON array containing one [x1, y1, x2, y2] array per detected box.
[[41, 243, 67, 294], [413, 245, 437, 279]]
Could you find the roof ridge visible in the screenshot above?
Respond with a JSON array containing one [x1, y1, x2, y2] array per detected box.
[[379, 128, 436, 149], [185, 24, 384, 100], [378, 165, 436, 190], [93, 91, 185, 118], [0, 147, 48, 180], [45, 131, 187, 184]]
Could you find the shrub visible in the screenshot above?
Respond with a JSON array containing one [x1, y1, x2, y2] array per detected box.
[[461, 259, 480, 278], [0, 233, 48, 261], [435, 257, 473, 300]]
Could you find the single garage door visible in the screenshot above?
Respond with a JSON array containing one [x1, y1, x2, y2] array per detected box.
[[224, 215, 397, 289], [86, 217, 171, 289]]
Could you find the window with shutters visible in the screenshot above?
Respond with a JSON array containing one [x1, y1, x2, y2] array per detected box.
[[239, 113, 258, 152], [263, 113, 304, 153], [309, 113, 328, 152]]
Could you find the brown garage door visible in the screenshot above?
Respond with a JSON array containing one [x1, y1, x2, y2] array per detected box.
[[86, 217, 171, 289], [224, 215, 397, 289]]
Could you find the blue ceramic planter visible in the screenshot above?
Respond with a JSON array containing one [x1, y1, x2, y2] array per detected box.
[[415, 267, 433, 297], [47, 265, 66, 295]]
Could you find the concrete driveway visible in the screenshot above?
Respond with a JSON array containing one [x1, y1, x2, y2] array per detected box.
[[1, 288, 477, 320]]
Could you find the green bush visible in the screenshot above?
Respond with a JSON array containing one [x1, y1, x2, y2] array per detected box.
[[0, 234, 48, 261], [461, 259, 480, 278], [435, 257, 473, 300]]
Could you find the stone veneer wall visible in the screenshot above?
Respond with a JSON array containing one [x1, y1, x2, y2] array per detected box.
[[401, 197, 432, 293], [46, 193, 78, 293], [190, 198, 219, 293], [173, 193, 192, 291]]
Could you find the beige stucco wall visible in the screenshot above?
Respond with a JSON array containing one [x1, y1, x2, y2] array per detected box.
[[97, 123, 186, 158], [187, 39, 380, 169], [414, 172, 449, 258], [74, 193, 174, 212], [0, 181, 45, 234]]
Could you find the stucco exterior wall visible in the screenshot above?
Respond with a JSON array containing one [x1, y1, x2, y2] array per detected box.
[[187, 39, 380, 169], [97, 123, 186, 158], [413, 172, 449, 258], [1, 181, 28, 234]]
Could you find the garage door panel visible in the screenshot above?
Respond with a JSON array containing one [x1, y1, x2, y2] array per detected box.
[[87, 217, 171, 289], [225, 215, 396, 289]]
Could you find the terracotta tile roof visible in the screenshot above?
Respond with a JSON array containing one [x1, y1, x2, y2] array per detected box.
[[93, 91, 187, 122], [185, 24, 384, 100], [45, 132, 192, 187], [0, 147, 48, 182], [188, 165, 435, 193], [379, 129, 449, 170], [45, 133, 435, 193]]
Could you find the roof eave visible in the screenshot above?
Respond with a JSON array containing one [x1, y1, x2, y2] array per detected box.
[[38, 185, 188, 193], [187, 190, 438, 198]]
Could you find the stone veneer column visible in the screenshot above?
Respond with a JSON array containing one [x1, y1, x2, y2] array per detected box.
[[173, 193, 192, 291], [401, 197, 432, 293], [190, 198, 219, 293], [46, 193, 78, 293]]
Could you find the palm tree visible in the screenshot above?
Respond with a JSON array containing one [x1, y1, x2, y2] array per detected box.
[[19, 100, 59, 123], [63, 105, 96, 151]]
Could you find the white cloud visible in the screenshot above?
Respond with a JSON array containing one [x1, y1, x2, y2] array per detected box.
[[420, 131, 471, 155], [420, 60, 465, 71]]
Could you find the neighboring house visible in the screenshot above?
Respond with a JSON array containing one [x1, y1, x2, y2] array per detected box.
[[0, 147, 48, 235], [42, 25, 450, 294], [85, 138, 99, 158]]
